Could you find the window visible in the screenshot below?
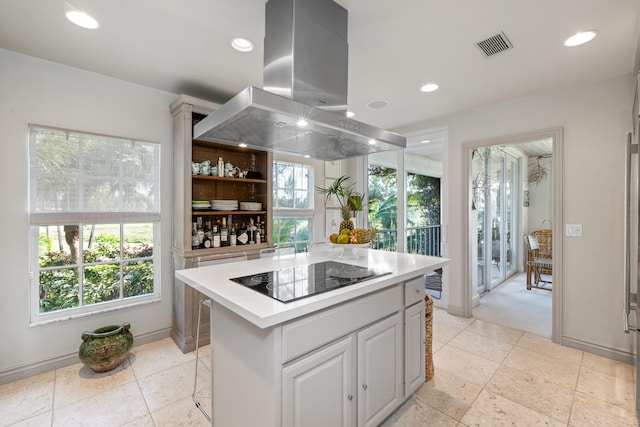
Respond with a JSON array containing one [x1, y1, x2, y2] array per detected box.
[[29, 125, 160, 324], [272, 161, 313, 252]]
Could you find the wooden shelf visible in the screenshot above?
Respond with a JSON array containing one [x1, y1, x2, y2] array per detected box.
[[192, 210, 267, 216], [192, 175, 267, 184]]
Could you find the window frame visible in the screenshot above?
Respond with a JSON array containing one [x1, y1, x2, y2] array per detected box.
[[28, 125, 161, 325], [272, 160, 314, 251]]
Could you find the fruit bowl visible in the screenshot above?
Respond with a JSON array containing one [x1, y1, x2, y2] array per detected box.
[[329, 242, 369, 259]]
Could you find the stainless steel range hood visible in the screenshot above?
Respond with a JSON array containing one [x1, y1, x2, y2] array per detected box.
[[193, 0, 406, 161]]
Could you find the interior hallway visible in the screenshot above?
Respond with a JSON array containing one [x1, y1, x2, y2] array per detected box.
[[473, 272, 552, 337]]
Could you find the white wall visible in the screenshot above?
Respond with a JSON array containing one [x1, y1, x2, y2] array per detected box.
[[0, 49, 176, 382], [398, 73, 636, 358]]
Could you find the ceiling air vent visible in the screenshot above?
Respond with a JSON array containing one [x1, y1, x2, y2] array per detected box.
[[476, 31, 513, 57]]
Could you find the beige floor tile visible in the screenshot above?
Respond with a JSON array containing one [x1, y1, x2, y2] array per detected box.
[[129, 338, 195, 379], [0, 371, 54, 427], [151, 395, 212, 427], [504, 346, 581, 390], [433, 345, 501, 387], [569, 391, 639, 427], [576, 366, 635, 412], [380, 395, 459, 427], [486, 365, 574, 424], [138, 360, 208, 412], [432, 339, 445, 354], [581, 351, 635, 381], [516, 332, 584, 365], [463, 319, 523, 345], [433, 322, 464, 344], [461, 389, 565, 427], [413, 369, 483, 420], [52, 381, 148, 426], [5, 411, 52, 427], [53, 359, 136, 408], [120, 414, 156, 427], [448, 330, 515, 364], [196, 344, 212, 372], [433, 307, 475, 329]]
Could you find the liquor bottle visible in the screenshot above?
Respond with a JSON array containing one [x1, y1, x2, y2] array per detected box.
[[203, 231, 212, 249], [191, 222, 199, 250], [213, 219, 221, 248], [230, 222, 237, 246], [221, 217, 229, 246], [237, 221, 248, 245], [196, 216, 204, 248], [258, 216, 266, 243], [255, 216, 262, 244], [248, 218, 255, 244]]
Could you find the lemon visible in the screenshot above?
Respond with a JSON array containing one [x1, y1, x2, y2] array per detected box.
[[337, 234, 349, 244]]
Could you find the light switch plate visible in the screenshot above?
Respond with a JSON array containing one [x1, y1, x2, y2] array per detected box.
[[565, 224, 583, 237]]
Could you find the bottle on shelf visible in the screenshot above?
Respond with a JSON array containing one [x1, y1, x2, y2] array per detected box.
[[191, 222, 199, 250], [217, 157, 224, 177], [196, 216, 204, 248], [221, 217, 229, 247], [258, 215, 266, 243], [230, 222, 237, 246], [237, 221, 248, 245], [248, 218, 255, 244], [212, 219, 221, 248]]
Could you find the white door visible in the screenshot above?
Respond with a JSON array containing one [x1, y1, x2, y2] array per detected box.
[[404, 302, 425, 396], [357, 312, 403, 427], [282, 336, 355, 427]]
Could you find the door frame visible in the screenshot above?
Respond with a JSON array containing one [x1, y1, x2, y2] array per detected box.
[[463, 128, 563, 343]]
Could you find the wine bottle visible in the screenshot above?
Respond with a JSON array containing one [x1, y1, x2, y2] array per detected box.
[[191, 222, 199, 250], [221, 217, 229, 246]]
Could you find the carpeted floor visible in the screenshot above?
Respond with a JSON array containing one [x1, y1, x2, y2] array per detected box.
[[472, 272, 552, 337]]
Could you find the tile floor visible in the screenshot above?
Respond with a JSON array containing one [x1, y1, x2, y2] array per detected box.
[[1, 308, 638, 426]]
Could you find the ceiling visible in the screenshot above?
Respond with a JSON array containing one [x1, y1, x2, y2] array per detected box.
[[1, 0, 639, 158]]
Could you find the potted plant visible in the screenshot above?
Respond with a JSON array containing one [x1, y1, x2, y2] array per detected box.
[[316, 176, 361, 232]]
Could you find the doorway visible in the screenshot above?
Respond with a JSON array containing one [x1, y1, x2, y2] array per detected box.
[[473, 147, 519, 295], [465, 129, 563, 342]]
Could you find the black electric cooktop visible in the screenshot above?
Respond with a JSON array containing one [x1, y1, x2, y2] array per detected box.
[[229, 261, 391, 303]]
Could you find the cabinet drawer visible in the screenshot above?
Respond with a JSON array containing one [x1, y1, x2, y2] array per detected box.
[[282, 285, 402, 364], [404, 276, 424, 306]]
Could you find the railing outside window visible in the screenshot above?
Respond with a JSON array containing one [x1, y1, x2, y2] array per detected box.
[[372, 225, 441, 257]]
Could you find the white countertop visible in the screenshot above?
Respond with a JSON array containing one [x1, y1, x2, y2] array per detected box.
[[175, 247, 449, 329]]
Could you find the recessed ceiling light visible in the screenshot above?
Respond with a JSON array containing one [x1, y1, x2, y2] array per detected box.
[[304, 154, 310, 158], [564, 30, 598, 47], [239, 143, 247, 148], [420, 83, 439, 93], [367, 100, 389, 109], [297, 119, 308, 127], [230, 37, 255, 52], [368, 139, 377, 145], [420, 139, 431, 144], [346, 111, 355, 118], [64, 10, 99, 29]]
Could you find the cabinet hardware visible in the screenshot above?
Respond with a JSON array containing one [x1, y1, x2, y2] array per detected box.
[[362, 384, 367, 390], [347, 394, 353, 401]]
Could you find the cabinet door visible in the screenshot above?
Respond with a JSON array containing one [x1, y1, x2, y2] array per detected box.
[[404, 302, 425, 396], [283, 336, 355, 427], [357, 312, 403, 427]]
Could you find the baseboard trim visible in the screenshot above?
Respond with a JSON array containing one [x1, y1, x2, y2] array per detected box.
[[0, 328, 172, 385], [562, 336, 634, 365]]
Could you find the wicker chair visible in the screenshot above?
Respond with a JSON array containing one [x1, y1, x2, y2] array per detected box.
[[526, 234, 552, 290]]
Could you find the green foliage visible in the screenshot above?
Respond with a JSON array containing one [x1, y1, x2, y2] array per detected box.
[[39, 233, 153, 313]]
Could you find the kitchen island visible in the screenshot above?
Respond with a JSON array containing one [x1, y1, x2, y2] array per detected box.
[[175, 246, 449, 427]]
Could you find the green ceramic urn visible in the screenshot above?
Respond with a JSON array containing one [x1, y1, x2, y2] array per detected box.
[[79, 322, 133, 373]]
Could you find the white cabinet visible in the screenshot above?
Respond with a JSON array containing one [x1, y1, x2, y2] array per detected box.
[[357, 312, 403, 427], [282, 311, 403, 427], [404, 300, 425, 396], [283, 337, 355, 427]]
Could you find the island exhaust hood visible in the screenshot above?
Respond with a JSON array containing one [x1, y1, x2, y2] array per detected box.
[[193, 0, 406, 161]]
